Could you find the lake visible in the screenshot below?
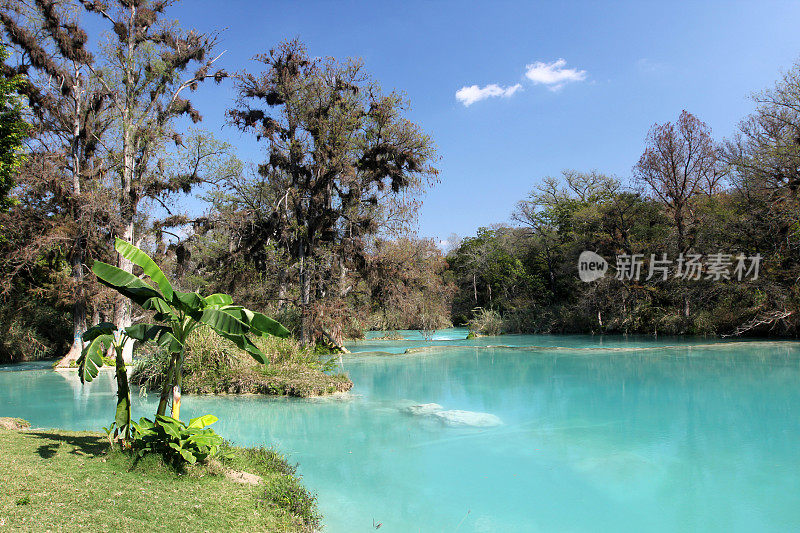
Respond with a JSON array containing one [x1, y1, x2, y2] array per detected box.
[[2, 330, 800, 532]]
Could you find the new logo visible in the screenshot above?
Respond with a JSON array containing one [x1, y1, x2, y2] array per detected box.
[[578, 251, 608, 282]]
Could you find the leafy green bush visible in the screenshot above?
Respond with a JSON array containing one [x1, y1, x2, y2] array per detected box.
[[467, 307, 503, 336], [131, 414, 228, 465]]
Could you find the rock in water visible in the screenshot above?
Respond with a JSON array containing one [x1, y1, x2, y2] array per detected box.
[[432, 410, 503, 427], [403, 403, 444, 416]]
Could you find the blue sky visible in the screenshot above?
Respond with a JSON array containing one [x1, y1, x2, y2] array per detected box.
[[161, 0, 800, 245]]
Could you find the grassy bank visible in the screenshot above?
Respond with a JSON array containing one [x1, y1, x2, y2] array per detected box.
[[0, 423, 320, 531], [132, 329, 353, 397]]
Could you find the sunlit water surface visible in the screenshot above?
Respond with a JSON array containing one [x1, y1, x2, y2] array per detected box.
[[2, 330, 800, 532]]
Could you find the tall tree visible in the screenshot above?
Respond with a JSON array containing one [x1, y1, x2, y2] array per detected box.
[[80, 0, 225, 359], [633, 110, 720, 318], [722, 61, 800, 331], [229, 39, 438, 344], [513, 170, 618, 297], [1, 0, 114, 365]]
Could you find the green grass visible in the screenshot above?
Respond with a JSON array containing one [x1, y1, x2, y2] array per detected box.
[[0, 426, 320, 532]]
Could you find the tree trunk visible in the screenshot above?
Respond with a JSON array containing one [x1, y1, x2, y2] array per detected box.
[[114, 222, 135, 363], [59, 254, 87, 367], [157, 353, 178, 417], [338, 256, 348, 298], [57, 72, 85, 368], [299, 239, 312, 345], [277, 266, 288, 310], [115, 76, 136, 362], [114, 11, 137, 364], [114, 345, 131, 441]]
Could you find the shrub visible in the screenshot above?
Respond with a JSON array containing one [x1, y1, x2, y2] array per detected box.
[[131, 328, 352, 397], [0, 300, 70, 363], [131, 414, 227, 466], [467, 308, 503, 336]]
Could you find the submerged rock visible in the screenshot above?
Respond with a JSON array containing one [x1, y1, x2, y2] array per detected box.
[[402, 403, 503, 427], [403, 403, 444, 416], [432, 410, 503, 427]]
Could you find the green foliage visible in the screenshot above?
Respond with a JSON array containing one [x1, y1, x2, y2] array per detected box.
[[131, 327, 352, 397], [131, 414, 228, 466], [77, 323, 117, 382], [92, 239, 290, 360], [89, 237, 290, 422], [261, 472, 322, 527], [75, 322, 133, 439], [0, 44, 28, 213], [448, 158, 799, 336], [467, 308, 504, 336]]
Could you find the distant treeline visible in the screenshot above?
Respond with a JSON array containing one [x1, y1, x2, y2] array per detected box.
[[446, 81, 800, 336]]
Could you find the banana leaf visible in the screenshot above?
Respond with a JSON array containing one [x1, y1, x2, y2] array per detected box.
[[211, 328, 268, 364], [173, 290, 205, 315], [249, 311, 291, 338], [203, 293, 233, 307], [82, 322, 117, 342], [78, 334, 114, 383], [188, 414, 218, 429], [199, 308, 250, 336], [114, 238, 173, 301], [92, 261, 161, 307], [125, 324, 171, 344]]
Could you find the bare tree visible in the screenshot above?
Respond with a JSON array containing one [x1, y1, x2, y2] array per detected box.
[[634, 110, 720, 318], [633, 110, 720, 254]]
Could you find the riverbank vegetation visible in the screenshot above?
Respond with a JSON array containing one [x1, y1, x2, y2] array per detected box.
[[131, 328, 352, 397], [1, 0, 800, 374], [0, 1, 451, 365], [446, 82, 800, 337], [0, 423, 319, 531]]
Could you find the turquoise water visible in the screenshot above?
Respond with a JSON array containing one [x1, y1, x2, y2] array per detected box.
[[2, 332, 800, 531]]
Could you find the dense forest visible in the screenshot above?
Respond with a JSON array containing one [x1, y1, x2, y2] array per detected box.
[[1, 1, 798, 364]]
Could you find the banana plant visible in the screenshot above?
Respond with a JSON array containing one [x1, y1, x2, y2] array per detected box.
[[82, 237, 290, 424], [77, 322, 134, 441]]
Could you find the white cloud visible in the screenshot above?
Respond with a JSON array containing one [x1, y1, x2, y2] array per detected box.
[[524, 59, 586, 91], [455, 83, 522, 106]]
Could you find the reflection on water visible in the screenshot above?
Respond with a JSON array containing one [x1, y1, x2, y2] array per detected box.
[[2, 335, 800, 532]]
